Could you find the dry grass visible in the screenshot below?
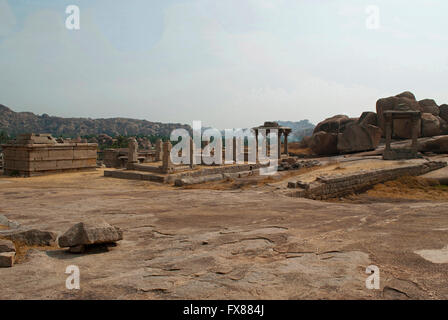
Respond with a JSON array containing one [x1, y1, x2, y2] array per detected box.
[[365, 176, 448, 201], [287, 142, 313, 156]]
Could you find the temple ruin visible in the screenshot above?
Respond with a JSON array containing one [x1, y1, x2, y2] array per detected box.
[[1, 134, 98, 177]]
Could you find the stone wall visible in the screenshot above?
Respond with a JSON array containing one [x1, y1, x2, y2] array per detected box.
[[2, 143, 98, 176], [288, 161, 447, 200]]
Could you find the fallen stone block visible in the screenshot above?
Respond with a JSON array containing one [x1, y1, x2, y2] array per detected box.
[[174, 174, 224, 186], [0, 239, 16, 253], [58, 221, 123, 248], [0, 229, 57, 246], [0, 252, 15, 268]]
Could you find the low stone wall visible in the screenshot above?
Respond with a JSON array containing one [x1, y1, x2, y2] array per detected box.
[[288, 161, 447, 200], [2, 143, 98, 177], [104, 163, 266, 184]]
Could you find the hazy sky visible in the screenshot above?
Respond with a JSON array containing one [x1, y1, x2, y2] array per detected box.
[[1, 0, 448, 129]]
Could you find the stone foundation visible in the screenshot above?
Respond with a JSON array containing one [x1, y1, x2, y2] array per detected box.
[[288, 161, 447, 200], [2, 134, 98, 177], [105, 163, 267, 184]]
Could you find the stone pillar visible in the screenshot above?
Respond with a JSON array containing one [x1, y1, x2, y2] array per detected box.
[[189, 137, 195, 168], [232, 137, 237, 164], [161, 141, 174, 173], [385, 114, 392, 152], [277, 131, 282, 159], [155, 139, 163, 161], [127, 137, 138, 170], [284, 133, 289, 155], [411, 114, 419, 152], [254, 129, 259, 162], [266, 129, 270, 157]]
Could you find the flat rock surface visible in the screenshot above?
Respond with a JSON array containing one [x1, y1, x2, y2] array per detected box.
[[421, 166, 448, 184], [0, 169, 447, 299]]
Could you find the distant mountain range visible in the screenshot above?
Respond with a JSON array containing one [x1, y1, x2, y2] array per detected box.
[[0, 104, 191, 138], [278, 120, 315, 142]]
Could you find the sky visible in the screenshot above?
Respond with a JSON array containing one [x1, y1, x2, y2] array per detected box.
[[1, 0, 448, 129]]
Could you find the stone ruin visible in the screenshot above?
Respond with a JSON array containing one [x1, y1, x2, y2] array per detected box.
[[383, 108, 421, 160], [1, 133, 98, 177], [104, 122, 300, 185]]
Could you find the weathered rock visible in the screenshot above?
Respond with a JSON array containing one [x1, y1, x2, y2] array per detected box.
[[313, 115, 356, 134], [0, 239, 15, 253], [58, 221, 123, 248], [419, 136, 448, 153], [419, 99, 440, 116], [421, 113, 441, 137], [309, 131, 338, 155], [358, 112, 378, 127], [0, 252, 15, 268], [1, 229, 57, 246], [393, 117, 422, 139], [438, 117, 448, 135], [174, 174, 224, 186], [440, 104, 448, 122], [376, 92, 422, 138], [337, 124, 382, 154], [395, 91, 416, 100]]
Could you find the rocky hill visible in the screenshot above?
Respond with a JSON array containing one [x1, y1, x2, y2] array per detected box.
[[0, 104, 191, 138], [277, 120, 315, 142]]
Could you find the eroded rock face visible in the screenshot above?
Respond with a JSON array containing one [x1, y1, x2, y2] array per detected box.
[[419, 99, 440, 116], [439, 104, 448, 122], [337, 123, 382, 154], [309, 131, 338, 155], [58, 221, 123, 248], [358, 112, 378, 127], [421, 113, 441, 137], [395, 91, 416, 100], [438, 117, 448, 135], [313, 115, 356, 134]]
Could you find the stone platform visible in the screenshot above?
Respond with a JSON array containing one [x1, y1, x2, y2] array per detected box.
[[104, 163, 267, 185]]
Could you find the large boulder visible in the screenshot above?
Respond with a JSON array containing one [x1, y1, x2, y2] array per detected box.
[[439, 104, 448, 122], [421, 113, 441, 137], [395, 91, 416, 100], [376, 91, 422, 138], [419, 136, 448, 153], [419, 99, 440, 116], [0, 229, 57, 246], [438, 117, 448, 135], [337, 123, 382, 154], [309, 131, 338, 155], [313, 115, 356, 134], [58, 221, 123, 248], [393, 117, 422, 139], [358, 112, 378, 127]]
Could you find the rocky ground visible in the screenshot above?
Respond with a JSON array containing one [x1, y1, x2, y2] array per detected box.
[[1, 165, 448, 300]]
